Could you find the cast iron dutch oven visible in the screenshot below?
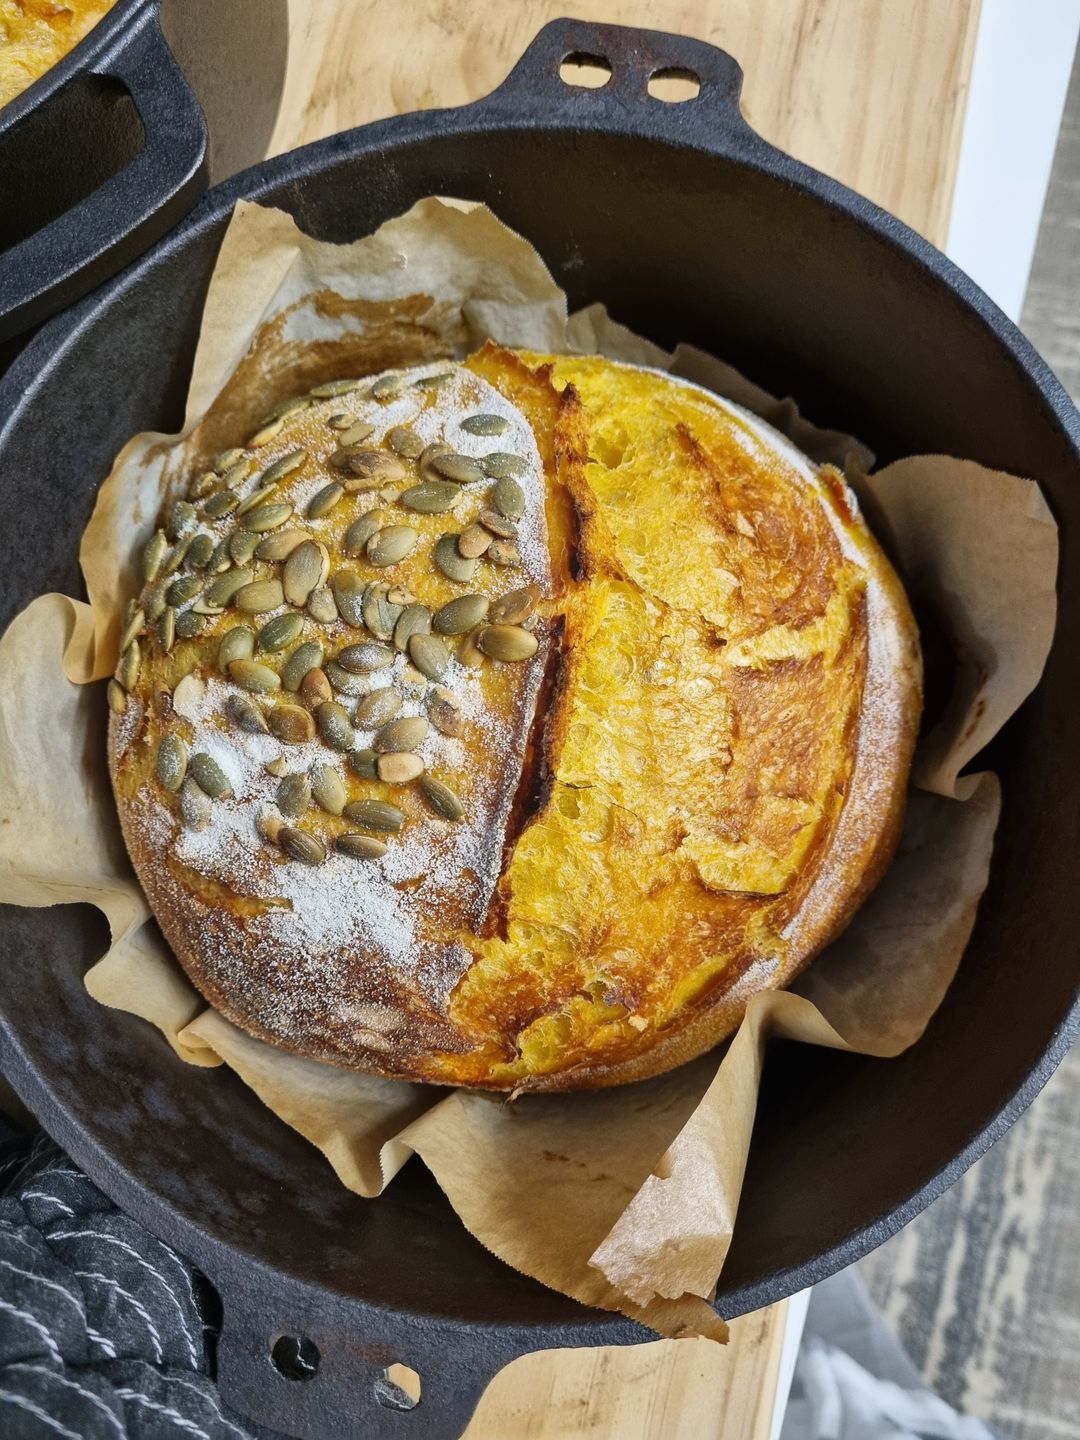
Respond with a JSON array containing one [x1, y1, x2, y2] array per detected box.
[[0, 0, 288, 343], [0, 21, 1078, 1439]]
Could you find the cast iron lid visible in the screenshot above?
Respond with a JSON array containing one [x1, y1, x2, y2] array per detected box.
[[0, 20, 1078, 1439]]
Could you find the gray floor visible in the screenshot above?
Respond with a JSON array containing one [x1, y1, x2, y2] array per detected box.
[[858, 39, 1080, 1440]]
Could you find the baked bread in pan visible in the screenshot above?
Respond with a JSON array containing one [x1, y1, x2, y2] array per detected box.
[[109, 346, 921, 1090]]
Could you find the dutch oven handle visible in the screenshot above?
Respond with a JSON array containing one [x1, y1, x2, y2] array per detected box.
[[483, 18, 757, 147], [0, 8, 208, 342], [212, 1274, 533, 1440]]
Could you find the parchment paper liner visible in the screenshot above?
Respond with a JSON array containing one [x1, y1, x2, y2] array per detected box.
[[0, 200, 1058, 1341]]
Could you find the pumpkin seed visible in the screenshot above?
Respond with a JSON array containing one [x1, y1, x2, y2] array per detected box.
[[213, 447, 245, 475], [119, 607, 145, 652], [362, 582, 402, 640], [490, 475, 526, 519], [203, 489, 240, 519], [386, 587, 416, 606], [327, 412, 356, 431], [477, 507, 518, 539], [400, 481, 459, 514], [281, 640, 324, 692], [307, 481, 345, 519], [393, 604, 431, 652], [206, 568, 254, 608], [477, 623, 539, 661], [371, 373, 405, 401], [107, 678, 127, 715], [119, 641, 141, 691], [377, 752, 424, 783], [180, 777, 211, 831], [145, 581, 167, 622], [434, 532, 478, 583], [283, 540, 328, 607], [277, 774, 311, 818], [343, 799, 406, 834], [158, 607, 176, 653], [317, 700, 354, 751], [489, 584, 539, 624], [428, 687, 464, 737], [343, 508, 388, 556], [165, 574, 202, 607], [264, 395, 311, 424], [242, 502, 293, 533], [457, 631, 485, 668], [167, 500, 196, 540], [265, 755, 288, 777], [375, 715, 428, 753], [143, 530, 168, 582], [481, 452, 528, 480], [156, 733, 188, 792], [188, 533, 215, 568], [189, 470, 218, 500], [172, 673, 205, 714], [354, 686, 402, 729], [222, 458, 253, 490], [331, 570, 366, 626], [300, 668, 333, 707], [280, 826, 327, 866], [307, 586, 338, 624], [349, 746, 379, 779], [248, 416, 286, 448], [228, 530, 261, 566], [261, 448, 307, 485], [461, 412, 509, 436], [324, 661, 367, 695], [337, 419, 376, 447], [162, 536, 193, 575], [256, 528, 311, 562], [258, 811, 283, 844], [331, 448, 405, 487], [310, 763, 347, 816], [218, 624, 255, 669], [228, 659, 281, 693], [433, 593, 489, 635], [431, 452, 484, 484], [268, 703, 316, 745], [257, 612, 305, 653], [389, 425, 424, 458], [418, 441, 453, 484], [420, 774, 465, 821], [337, 640, 395, 674], [175, 610, 206, 638], [310, 378, 361, 399], [457, 523, 493, 559], [336, 833, 388, 860], [367, 524, 417, 567], [413, 370, 454, 390], [190, 752, 233, 798], [226, 692, 269, 734], [207, 537, 232, 573], [235, 483, 280, 518], [487, 539, 522, 567], [235, 578, 285, 613], [408, 633, 449, 681]]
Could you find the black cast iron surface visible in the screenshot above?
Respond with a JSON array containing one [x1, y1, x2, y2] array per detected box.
[[0, 20, 1078, 1439], [0, 0, 288, 344]]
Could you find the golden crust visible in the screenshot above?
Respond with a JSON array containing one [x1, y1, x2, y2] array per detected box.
[[109, 349, 921, 1090], [0, 0, 118, 108]]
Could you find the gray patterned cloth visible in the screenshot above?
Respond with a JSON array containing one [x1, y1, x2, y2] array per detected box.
[[0, 1120, 254, 1439]]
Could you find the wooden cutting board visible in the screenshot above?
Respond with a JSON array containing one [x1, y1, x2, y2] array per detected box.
[[266, 3, 982, 1433]]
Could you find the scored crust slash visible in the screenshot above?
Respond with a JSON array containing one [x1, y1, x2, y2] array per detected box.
[[108, 344, 922, 1091]]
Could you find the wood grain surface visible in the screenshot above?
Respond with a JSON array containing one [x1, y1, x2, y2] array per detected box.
[[272, 0, 982, 246], [267, 3, 985, 1435]]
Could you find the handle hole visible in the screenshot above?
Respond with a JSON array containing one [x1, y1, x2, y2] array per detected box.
[[647, 67, 702, 103], [270, 1334, 320, 1382], [374, 1363, 422, 1411], [559, 53, 612, 90]]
